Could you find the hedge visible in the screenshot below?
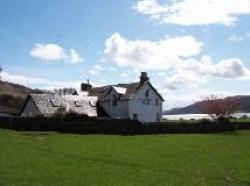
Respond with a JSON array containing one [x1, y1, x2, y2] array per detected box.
[[0, 116, 249, 135]]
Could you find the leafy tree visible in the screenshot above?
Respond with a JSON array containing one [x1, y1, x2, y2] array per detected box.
[[199, 94, 239, 122]]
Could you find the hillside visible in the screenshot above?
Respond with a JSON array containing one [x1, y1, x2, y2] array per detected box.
[[165, 95, 250, 115], [0, 81, 44, 115]]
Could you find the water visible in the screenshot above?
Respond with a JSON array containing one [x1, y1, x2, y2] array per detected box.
[[163, 113, 250, 120], [163, 114, 210, 120]]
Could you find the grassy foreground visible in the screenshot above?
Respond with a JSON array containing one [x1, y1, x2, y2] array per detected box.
[[0, 129, 250, 186]]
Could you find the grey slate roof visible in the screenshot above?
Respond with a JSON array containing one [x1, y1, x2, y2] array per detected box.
[[28, 94, 97, 117], [89, 81, 164, 102]]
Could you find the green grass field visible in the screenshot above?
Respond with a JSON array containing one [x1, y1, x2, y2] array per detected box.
[[231, 118, 250, 123], [0, 129, 250, 186]]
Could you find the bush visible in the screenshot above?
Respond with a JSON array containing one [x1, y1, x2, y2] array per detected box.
[[217, 116, 230, 124], [200, 118, 211, 124], [240, 114, 249, 119]]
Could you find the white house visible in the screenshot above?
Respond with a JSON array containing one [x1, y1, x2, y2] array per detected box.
[[20, 72, 164, 123], [87, 72, 164, 123]]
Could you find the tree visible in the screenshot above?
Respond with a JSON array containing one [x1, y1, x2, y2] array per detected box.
[[199, 94, 239, 121]]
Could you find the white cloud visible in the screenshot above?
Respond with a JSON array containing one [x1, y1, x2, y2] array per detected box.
[[104, 33, 202, 70], [68, 49, 83, 64], [180, 57, 250, 78], [166, 72, 206, 90], [30, 43, 83, 64], [133, 0, 250, 26], [104, 33, 250, 90], [166, 57, 250, 89], [30, 43, 67, 61], [228, 35, 243, 42]]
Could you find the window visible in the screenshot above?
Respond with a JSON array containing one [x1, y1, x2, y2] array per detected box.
[[133, 113, 138, 120], [142, 99, 150, 105], [155, 99, 159, 106], [156, 113, 160, 122], [112, 95, 118, 106], [145, 89, 149, 98]]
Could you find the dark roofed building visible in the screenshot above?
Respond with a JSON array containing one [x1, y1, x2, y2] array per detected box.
[[20, 94, 98, 117]]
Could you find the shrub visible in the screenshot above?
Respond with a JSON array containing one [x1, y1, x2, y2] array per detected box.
[[240, 114, 249, 119]]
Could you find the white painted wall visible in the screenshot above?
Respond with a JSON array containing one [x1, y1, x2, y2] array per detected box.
[[99, 83, 163, 123], [21, 98, 40, 117], [99, 89, 129, 118], [128, 83, 163, 123], [118, 100, 129, 118]]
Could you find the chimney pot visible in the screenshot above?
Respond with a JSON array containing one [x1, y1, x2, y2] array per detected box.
[[140, 72, 149, 85], [81, 81, 92, 91]]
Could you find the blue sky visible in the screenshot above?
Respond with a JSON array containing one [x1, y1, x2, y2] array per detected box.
[[1, 0, 250, 109]]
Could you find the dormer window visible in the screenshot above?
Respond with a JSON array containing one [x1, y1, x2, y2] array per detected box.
[[50, 99, 60, 107], [74, 101, 82, 107]]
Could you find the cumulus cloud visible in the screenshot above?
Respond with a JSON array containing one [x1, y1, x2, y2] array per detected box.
[[30, 43, 83, 64], [180, 57, 250, 78], [166, 57, 250, 89], [104, 33, 250, 90], [133, 0, 250, 26], [104, 33, 202, 70], [68, 49, 83, 64]]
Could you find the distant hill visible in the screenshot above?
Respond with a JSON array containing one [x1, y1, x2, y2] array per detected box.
[[0, 81, 45, 115], [164, 95, 250, 115]]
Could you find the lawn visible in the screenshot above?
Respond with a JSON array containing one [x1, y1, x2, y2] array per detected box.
[[231, 118, 250, 123], [0, 129, 250, 186]]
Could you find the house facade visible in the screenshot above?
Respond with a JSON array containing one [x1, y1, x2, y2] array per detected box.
[[88, 72, 164, 123]]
